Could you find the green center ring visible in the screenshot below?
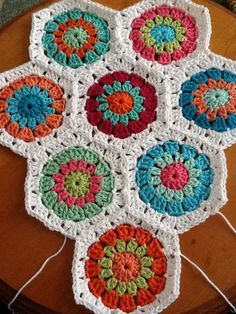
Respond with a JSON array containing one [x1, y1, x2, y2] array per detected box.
[[141, 16, 187, 55], [64, 171, 90, 197], [63, 26, 89, 49], [204, 88, 230, 109]]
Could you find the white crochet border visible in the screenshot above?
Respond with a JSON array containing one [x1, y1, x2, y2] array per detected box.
[[166, 52, 236, 148], [29, 0, 121, 81], [25, 131, 127, 239], [0, 0, 233, 312], [126, 126, 228, 234], [116, 0, 212, 75], [0, 61, 75, 158], [72, 54, 169, 150], [72, 211, 181, 314], [0, 0, 230, 237]]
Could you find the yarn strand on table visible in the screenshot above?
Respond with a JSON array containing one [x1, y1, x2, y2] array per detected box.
[[181, 253, 236, 313], [8, 237, 67, 314]]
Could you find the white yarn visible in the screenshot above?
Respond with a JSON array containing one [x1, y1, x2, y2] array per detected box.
[[125, 126, 228, 234], [167, 52, 236, 148], [0, 61, 75, 159], [0, 0, 235, 313], [8, 237, 67, 313], [25, 132, 127, 240], [0, 0, 229, 240], [73, 54, 169, 151], [116, 0, 212, 76], [23, 126, 228, 238], [181, 253, 236, 313], [29, 0, 120, 81], [217, 212, 236, 235], [72, 211, 181, 314]]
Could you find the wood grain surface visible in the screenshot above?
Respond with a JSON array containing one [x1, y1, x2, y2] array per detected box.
[[0, 1, 235, 313]]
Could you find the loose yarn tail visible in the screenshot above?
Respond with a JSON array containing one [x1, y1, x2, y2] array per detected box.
[[181, 253, 236, 313], [217, 211, 236, 235], [8, 237, 67, 314]]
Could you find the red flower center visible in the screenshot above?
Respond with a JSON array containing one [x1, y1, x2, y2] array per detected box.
[[112, 252, 141, 282], [107, 92, 133, 114], [160, 162, 189, 190]]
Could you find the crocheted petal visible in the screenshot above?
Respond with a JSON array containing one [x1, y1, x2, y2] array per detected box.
[[113, 123, 131, 139], [118, 294, 137, 313]]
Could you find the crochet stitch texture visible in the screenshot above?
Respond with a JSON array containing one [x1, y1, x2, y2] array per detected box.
[[129, 5, 199, 65], [86, 71, 158, 138], [135, 140, 214, 217], [179, 68, 236, 132], [85, 225, 167, 312], [0, 75, 65, 141], [39, 146, 114, 220], [42, 9, 110, 68], [0, 0, 235, 313]]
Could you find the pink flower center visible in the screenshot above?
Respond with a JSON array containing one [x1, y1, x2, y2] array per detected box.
[[160, 162, 189, 190], [112, 252, 141, 282]]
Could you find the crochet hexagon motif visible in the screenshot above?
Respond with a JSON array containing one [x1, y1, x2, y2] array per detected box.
[[39, 146, 114, 221], [126, 127, 227, 233], [0, 62, 74, 157], [73, 214, 181, 314], [25, 132, 126, 239], [168, 53, 236, 147], [116, 0, 211, 73], [29, 0, 119, 79], [73, 55, 168, 149]]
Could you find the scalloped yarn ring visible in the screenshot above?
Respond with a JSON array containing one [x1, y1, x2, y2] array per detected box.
[[0, 75, 65, 142], [136, 140, 214, 216], [129, 5, 198, 65], [39, 147, 114, 221], [85, 224, 167, 313], [42, 9, 110, 68], [179, 68, 236, 132], [85, 71, 158, 138]]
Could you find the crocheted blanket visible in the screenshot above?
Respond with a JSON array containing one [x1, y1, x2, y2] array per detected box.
[[0, 0, 235, 313], [0, 0, 235, 29]]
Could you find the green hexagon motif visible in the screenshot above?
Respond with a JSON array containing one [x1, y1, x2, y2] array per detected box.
[[39, 147, 115, 221]]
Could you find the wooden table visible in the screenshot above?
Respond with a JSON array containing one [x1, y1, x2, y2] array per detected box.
[[0, 0, 235, 313]]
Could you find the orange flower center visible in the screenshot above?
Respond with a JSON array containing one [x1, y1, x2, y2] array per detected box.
[[107, 92, 133, 114], [112, 252, 141, 282]]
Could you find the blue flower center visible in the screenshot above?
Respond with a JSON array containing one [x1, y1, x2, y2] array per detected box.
[[18, 95, 43, 118], [6, 86, 55, 130], [150, 25, 176, 44], [204, 88, 229, 109]]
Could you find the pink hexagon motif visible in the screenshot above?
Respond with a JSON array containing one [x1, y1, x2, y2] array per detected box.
[[116, 0, 211, 73]]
